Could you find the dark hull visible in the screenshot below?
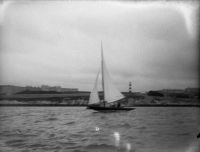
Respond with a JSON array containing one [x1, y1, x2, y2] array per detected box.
[[87, 106, 135, 111]]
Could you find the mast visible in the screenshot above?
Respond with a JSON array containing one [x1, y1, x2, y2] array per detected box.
[[100, 41, 124, 104], [101, 41, 105, 101]]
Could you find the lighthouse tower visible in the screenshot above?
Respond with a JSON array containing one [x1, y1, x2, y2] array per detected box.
[[129, 82, 132, 93]]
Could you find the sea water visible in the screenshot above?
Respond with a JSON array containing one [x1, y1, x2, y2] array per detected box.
[[0, 106, 199, 152]]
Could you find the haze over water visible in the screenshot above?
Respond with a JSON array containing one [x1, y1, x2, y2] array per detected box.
[[0, 107, 199, 152]]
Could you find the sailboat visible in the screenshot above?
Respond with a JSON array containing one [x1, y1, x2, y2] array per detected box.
[[87, 42, 134, 111]]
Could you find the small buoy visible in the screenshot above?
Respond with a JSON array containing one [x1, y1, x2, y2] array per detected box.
[[126, 143, 131, 152], [113, 132, 120, 147], [16, 130, 21, 134], [95, 127, 100, 131]]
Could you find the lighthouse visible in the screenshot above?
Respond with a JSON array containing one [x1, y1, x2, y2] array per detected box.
[[129, 82, 132, 93]]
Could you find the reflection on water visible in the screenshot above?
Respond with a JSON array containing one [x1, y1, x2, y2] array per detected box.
[[0, 107, 199, 152], [113, 132, 120, 147], [186, 141, 200, 152], [95, 126, 100, 132], [113, 131, 132, 152]]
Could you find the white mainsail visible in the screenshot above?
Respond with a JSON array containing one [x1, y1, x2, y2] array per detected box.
[[102, 60, 124, 103], [88, 71, 100, 105], [101, 42, 124, 103], [89, 42, 124, 105]]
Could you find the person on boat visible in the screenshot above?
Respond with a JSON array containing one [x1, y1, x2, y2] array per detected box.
[[117, 102, 121, 108], [100, 100, 106, 107], [103, 101, 106, 107], [197, 132, 200, 138], [110, 103, 115, 107]]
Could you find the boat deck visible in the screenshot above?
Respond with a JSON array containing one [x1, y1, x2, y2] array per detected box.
[[87, 106, 135, 111]]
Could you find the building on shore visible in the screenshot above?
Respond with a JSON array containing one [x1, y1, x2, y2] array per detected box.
[[41, 85, 78, 92], [25, 86, 41, 91], [185, 88, 199, 93], [0, 85, 25, 95], [0, 85, 78, 95], [153, 88, 199, 99]]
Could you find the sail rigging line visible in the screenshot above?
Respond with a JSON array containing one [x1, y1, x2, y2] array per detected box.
[[101, 41, 105, 104], [102, 61, 124, 103], [101, 41, 124, 104], [87, 42, 135, 111], [89, 41, 125, 106]]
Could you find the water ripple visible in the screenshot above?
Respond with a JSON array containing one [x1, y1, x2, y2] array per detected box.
[[0, 107, 199, 152]]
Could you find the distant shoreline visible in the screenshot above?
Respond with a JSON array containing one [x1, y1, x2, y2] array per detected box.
[[0, 90, 199, 107], [0, 104, 199, 107]]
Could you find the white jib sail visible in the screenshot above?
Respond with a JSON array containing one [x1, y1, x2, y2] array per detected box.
[[101, 42, 124, 103], [88, 71, 100, 105]]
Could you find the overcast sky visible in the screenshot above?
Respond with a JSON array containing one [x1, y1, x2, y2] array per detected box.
[[0, 0, 199, 92]]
